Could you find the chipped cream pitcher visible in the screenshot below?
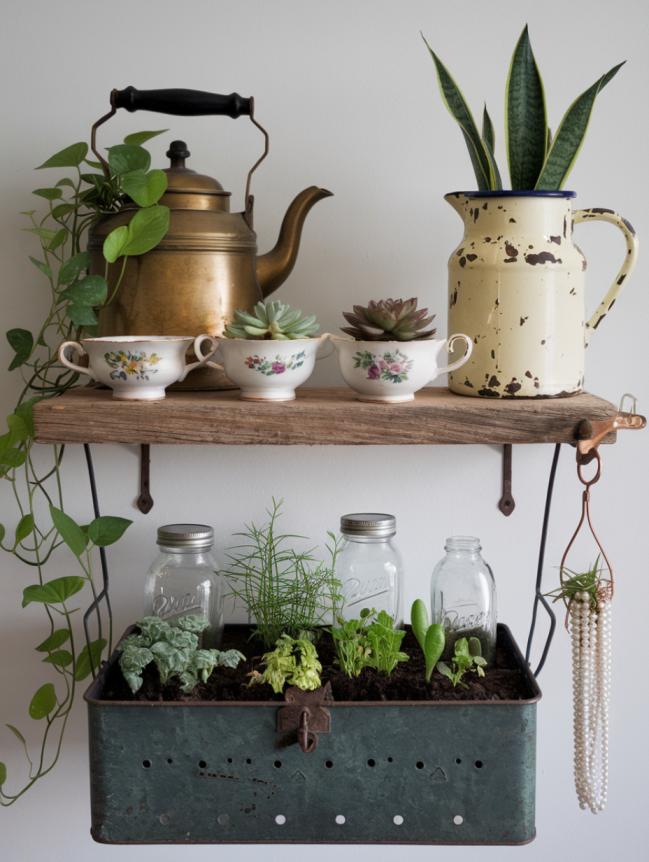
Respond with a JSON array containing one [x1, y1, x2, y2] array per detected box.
[[445, 191, 638, 397]]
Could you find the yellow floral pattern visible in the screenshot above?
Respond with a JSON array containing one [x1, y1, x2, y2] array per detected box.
[[104, 350, 161, 381]]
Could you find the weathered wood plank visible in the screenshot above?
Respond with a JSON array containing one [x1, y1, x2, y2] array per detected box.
[[32, 387, 618, 446]]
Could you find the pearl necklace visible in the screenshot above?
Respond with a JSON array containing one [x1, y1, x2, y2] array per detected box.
[[569, 590, 611, 813]]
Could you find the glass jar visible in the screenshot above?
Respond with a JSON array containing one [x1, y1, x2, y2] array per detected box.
[[430, 536, 497, 663], [144, 524, 224, 648], [337, 513, 402, 623]]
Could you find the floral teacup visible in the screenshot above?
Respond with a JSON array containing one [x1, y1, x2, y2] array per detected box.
[[331, 334, 473, 403], [58, 335, 217, 401], [197, 335, 330, 401]]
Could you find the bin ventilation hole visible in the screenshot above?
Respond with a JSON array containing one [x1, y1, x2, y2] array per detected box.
[[367, 758, 376, 768], [227, 757, 233, 763], [393, 815, 404, 826], [198, 760, 207, 769], [159, 813, 170, 825], [166, 758, 173, 765], [455, 758, 462, 764], [142, 759, 151, 769], [274, 760, 282, 769], [275, 814, 286, 826], [325, 760, 333, 769], [416, 761, 424, 769], [335, 814, 346, 825], [387, 756, 393, 763], [246, 758, 252, 765], [217, 813, 230, 826], [454, 815, 464, 826], [474, 760, 484, 769]]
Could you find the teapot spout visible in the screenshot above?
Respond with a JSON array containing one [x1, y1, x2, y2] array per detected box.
[[256, 186, 333, 298], [444, 192, 468, 220]]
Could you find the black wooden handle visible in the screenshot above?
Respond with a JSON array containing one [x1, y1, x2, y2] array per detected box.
[[111, 87, 252, 118]]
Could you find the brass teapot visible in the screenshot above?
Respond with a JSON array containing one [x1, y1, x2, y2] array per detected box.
[[88, 87, 332, 388]]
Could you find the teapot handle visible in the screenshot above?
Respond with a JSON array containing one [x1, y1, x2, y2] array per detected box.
[[111, 87, 252, 118], [573, 208, 639, 347]]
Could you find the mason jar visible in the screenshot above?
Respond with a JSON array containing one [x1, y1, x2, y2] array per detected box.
[[337, 513, 402, 623], [430, 536, 497, 663], [143, 524, 224, 647]]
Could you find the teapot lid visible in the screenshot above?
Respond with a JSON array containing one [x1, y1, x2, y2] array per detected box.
[[163, 140, 231, 209]]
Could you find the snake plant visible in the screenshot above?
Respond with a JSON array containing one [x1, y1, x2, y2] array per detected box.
[[424, 25, 624, 191]]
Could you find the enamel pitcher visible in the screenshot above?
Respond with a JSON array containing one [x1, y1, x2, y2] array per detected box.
[[445, 191, 638, 397]]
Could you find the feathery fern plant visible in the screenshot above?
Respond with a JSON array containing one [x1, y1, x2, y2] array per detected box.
[[423, 25, 624, 191]]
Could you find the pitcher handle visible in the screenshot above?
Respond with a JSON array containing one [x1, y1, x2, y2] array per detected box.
[[435, 333, 473, 378], [573, 208, 639, 347]]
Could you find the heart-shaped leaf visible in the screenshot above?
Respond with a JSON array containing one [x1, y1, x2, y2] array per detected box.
[[58, 251, 90, 285], [0, 761, 6, 787], [29, 256, 53, 279], [108, 144, 151, 176], [122, 169, 167, 207], [35, 629, 70, 653], [29, 683, 57, 720], [88, 516, 132, 547], [22, 575, 86, 607], [75, 638, 107, 681], [66, 304, 97, 327], [43, 649, 73, 668], [102, 225, 129, 264], [61, 275, 107, 307], [32, 187, 63, 200], [49, 506, 87, 556], [14, 514, 34, 546], [123, 129, 168, 146], [121, 205, 170, 257], [7, 328, 33, 370], [37, 142, 88, 169]]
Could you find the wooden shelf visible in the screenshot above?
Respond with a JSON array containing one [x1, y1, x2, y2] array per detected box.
[[32, 387, 617, 446]]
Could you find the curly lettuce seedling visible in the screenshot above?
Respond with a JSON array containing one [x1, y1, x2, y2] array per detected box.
[[118, 615, 244, 694], [436, 636, 487, 688], [250, 633, 322, 695], [330, 608, 373, 677], [365, 610, 408, 675], [410, 599, 445, 682]]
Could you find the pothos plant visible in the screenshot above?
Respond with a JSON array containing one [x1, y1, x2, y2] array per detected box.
[[0, 129, 171, 804]]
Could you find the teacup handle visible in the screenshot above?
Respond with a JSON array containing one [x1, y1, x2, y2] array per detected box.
[[58, 341, 97, 380], [434, 333, 473, 377], [178, 334, 220, 381], [315, 332, 334, 361]]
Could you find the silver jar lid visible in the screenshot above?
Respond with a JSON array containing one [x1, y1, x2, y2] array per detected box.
[[340, 513, 396, 538], [157, 524, 214, 550]]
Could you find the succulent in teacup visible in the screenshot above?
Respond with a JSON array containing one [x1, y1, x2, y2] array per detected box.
[[224, 300, 320, 340], [341, 298, 437, 342]]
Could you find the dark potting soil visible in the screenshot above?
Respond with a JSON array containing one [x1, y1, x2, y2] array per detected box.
[[100, 625, 536, 704]]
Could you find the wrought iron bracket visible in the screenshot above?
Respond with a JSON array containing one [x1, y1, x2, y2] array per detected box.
[[498, 444, 515, 516], [137, 444, 154, 514], [276, 684, 333, 753]]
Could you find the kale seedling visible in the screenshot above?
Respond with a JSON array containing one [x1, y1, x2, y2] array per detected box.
[[365, 610, 408, 675], [250, 633, 322, 695], [437, 636, 487, 689], [330, 608, 373, 677], [410, 599, 445, 682], [118, 615, 244, 694]]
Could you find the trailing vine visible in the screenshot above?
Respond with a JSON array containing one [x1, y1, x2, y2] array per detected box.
[[0, 130, 170, 804]]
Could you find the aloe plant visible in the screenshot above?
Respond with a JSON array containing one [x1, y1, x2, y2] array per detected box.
[[424, 25, 624, 190]]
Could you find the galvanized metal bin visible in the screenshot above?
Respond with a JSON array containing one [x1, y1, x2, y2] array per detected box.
[[85, 623, 540, 845]]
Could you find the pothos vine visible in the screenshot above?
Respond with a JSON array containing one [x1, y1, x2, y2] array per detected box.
[[0, 130, 171, 804]]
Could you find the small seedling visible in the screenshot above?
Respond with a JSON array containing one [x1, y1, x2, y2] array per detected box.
[[437, 636, 487, 689], [250, 633, 322, 694], [330, 608, 373, 677], [410, 599, 445, 682], [365, 610, 408, 675]]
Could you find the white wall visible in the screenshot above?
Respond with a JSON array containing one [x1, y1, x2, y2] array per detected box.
[[1, 1, 647, 859]]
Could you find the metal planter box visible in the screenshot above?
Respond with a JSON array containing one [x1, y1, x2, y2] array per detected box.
[[85, 623, 540, 845]]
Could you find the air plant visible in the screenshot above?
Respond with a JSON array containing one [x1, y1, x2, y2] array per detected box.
[[410, 599, 445, 682], [423, 24, 624, 191], [341, 298, 436, 341], [224, 300, 320, 340]]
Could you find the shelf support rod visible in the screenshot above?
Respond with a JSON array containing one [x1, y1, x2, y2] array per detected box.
[[498, 444, 515, 516], [137, 444, 154, 514]]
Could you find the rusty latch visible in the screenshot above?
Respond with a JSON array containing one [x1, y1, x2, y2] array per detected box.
[[276, 683, 333, 753], [576, 393, 646, 465]]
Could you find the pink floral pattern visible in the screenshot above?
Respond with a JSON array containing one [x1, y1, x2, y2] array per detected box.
[[353, 348, 413, 383], [244, 350, 306, 376]]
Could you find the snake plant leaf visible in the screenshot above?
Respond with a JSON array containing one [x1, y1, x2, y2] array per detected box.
[[482, 104, 495, 152], [536, 62, 625, 190], [481, 105, 503, 189], [506, 25, 547, 189], [546, 127, 552, 156], [423, 36, 492, 190]]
